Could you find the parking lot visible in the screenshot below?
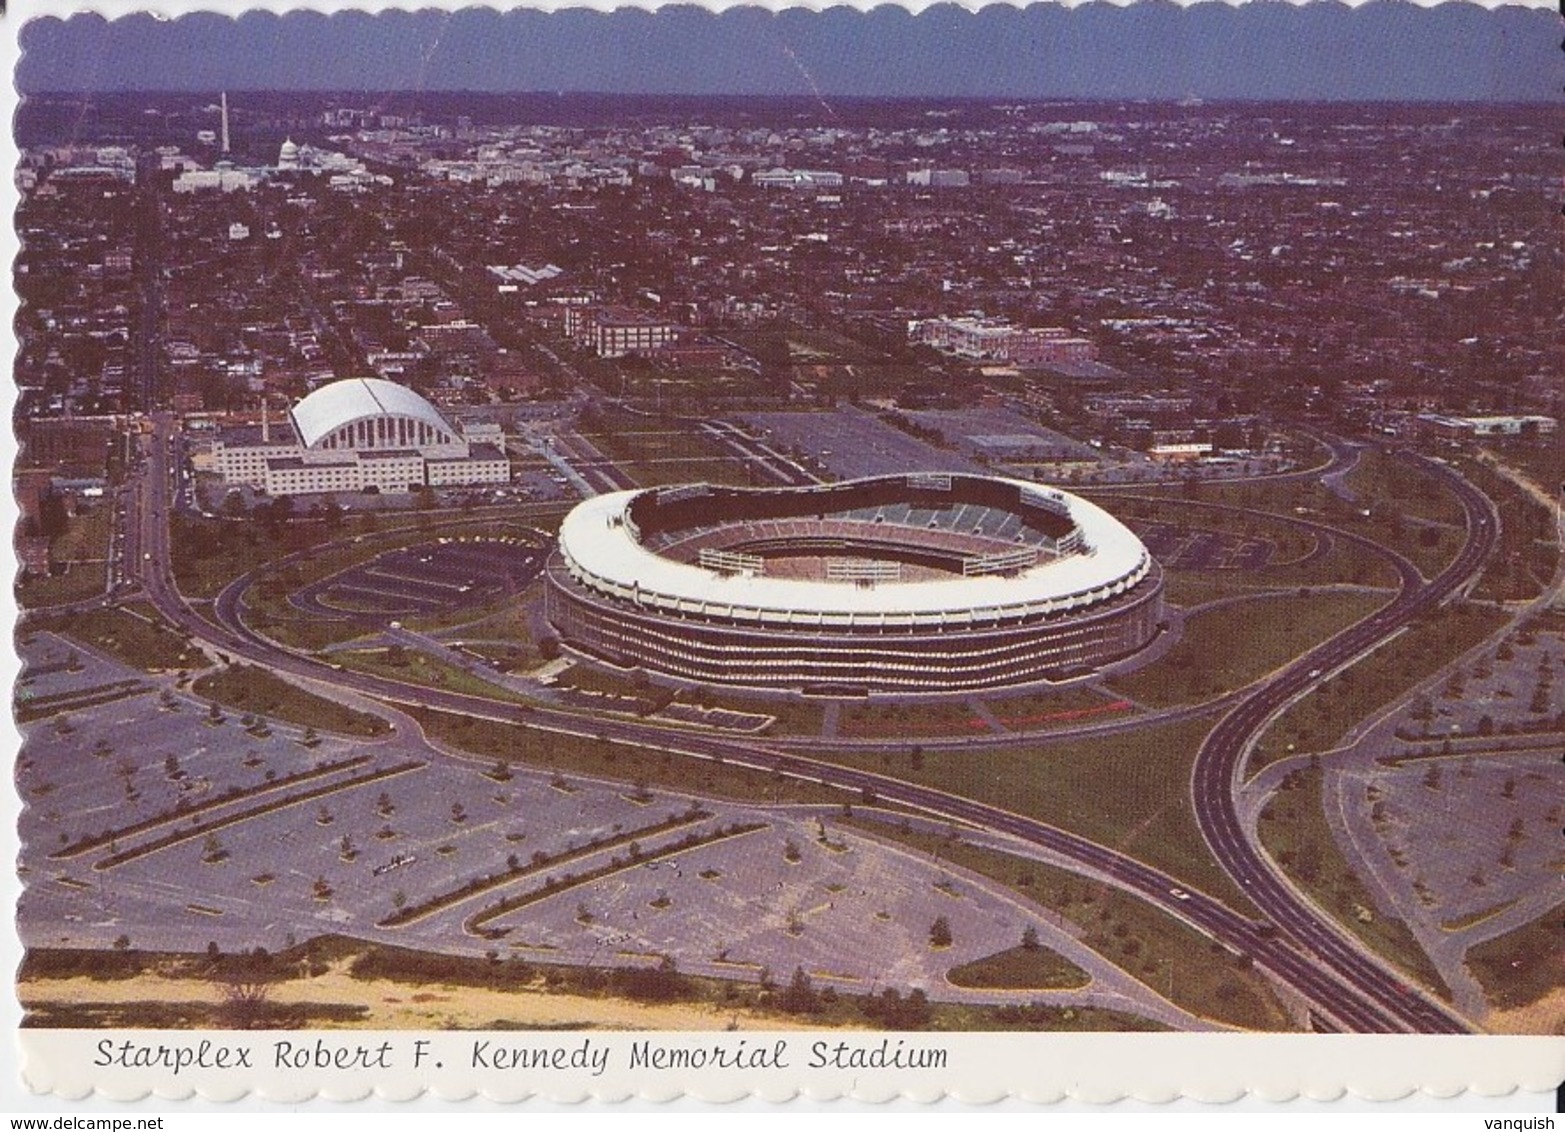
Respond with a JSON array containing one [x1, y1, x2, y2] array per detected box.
[[1130, 522, 1275, 571], [15, 632, 1186, 1020], [904, 406, 1103, 466], [291, 537, 546, 623], [742, 406, 988, 481]]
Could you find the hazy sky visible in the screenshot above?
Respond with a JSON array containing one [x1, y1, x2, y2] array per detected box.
[[17, 4, 1560, 100]]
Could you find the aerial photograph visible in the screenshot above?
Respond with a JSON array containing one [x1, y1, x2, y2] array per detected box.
[[11, 4, 1562, 1038]]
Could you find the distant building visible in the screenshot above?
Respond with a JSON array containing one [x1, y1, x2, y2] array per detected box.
[[752, 168, 843, 190], [1414, 414, 1557, 441], [210, 377, 509, 496], [907, 168, 970, 188], [911, 317, 1097, 366], [563, 306, 684, 359]]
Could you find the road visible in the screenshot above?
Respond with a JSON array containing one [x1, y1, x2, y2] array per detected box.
[[127, 418, 1498, 1031], [1191, 451, 1498, 1035]]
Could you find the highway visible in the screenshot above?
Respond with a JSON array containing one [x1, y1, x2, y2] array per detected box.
[[1192, 451, 1498, 1035], [127, 418, 1497, 1031]]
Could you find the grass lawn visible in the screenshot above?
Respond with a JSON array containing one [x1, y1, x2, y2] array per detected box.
[[1345, 448, 1465, 527], [838, 699, 990, 740], [1459, 455, 1561, 603], [577, 409, 756, 488], [550, 666, 826, 736], [18, 503, 115, 609], [173, 505, 564, 601], [1252, 602, 1511, 771], [1463, 903, 1565, 1012], [1256, 766, 1450, 998], [812, 714, 1254, 912], [1160, 573, 1287, 608], [847, 820, 1293, 1030], [676, 688, 824, 738], [947, 945, 1090, 991], [191, 663, 391, 738], [1109, 590, 1389, 707], [39, 606, 206, 674], [986, 686, 1136, 731], [332, 648, 537, 706]]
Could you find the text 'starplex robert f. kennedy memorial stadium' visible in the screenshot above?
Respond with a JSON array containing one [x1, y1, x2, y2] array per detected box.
[[546, 473, 1164, 693]]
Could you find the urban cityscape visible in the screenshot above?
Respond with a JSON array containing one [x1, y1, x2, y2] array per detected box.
[[11, 11, 1563, 1037]]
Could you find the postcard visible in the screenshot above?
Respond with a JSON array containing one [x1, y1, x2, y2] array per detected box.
[[7, 0, 1563, 1108]]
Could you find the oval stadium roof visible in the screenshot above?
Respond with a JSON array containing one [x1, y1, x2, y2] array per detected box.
[[556, 478, 1152, 625], [290, 378, 453, 450]]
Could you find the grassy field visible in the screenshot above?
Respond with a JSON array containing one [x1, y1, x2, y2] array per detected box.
[[548, 664, 827, 736], [173, 504, 566, 602], [1256, 766, 1450, 998], [811, 714, 1254, 912], [38, 606, 206, 674], [1252, 602, 1511, 771], [576, 408, 756, 488], [838, 698, 990, 740], [332, 648, 537, 706], [847, 821, 1293, 1030], [1458, 455, 1560, 603], [947, 945, 1090, 991], [986, 686, 1135, 731], [1463, 903, 1565, 1012], [17, 503, 115, 609], [1480, 439, 1564, 503], [1108, 590, 1389, 708], [190, 664, 391, 738], [1345, 447, 1466, 528], [676, 687, 825, 738]]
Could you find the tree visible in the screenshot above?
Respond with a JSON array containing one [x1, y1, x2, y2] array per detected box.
[[202, 832, 227, 863], [929, 916, 953, 948], [779, 966, 820, 1014], [1021, 926, 1041, 952]]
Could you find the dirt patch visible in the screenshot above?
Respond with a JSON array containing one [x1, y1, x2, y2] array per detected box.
[[1486, 987, 1565, 1036], [20, 966, 843, 1031]]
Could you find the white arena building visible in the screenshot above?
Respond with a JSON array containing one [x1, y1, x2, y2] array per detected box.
[[210, 377, 509, 496], [545, 473, 1164, 693]]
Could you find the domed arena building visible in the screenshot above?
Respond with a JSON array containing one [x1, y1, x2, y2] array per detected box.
[[209, 377, 509, 496], [545, 473, 1163, 694]]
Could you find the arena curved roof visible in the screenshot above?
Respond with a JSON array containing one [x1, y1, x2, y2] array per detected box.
[[555, 476, 1154, 628], [290, 377, 453, 450]]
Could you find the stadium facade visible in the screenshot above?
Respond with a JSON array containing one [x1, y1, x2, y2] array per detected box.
[[545, 473, 1163, 693], [210, 377, 509, 496]]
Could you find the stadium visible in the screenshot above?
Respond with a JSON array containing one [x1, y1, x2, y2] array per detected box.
[[545, 473, 1164, 693]]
